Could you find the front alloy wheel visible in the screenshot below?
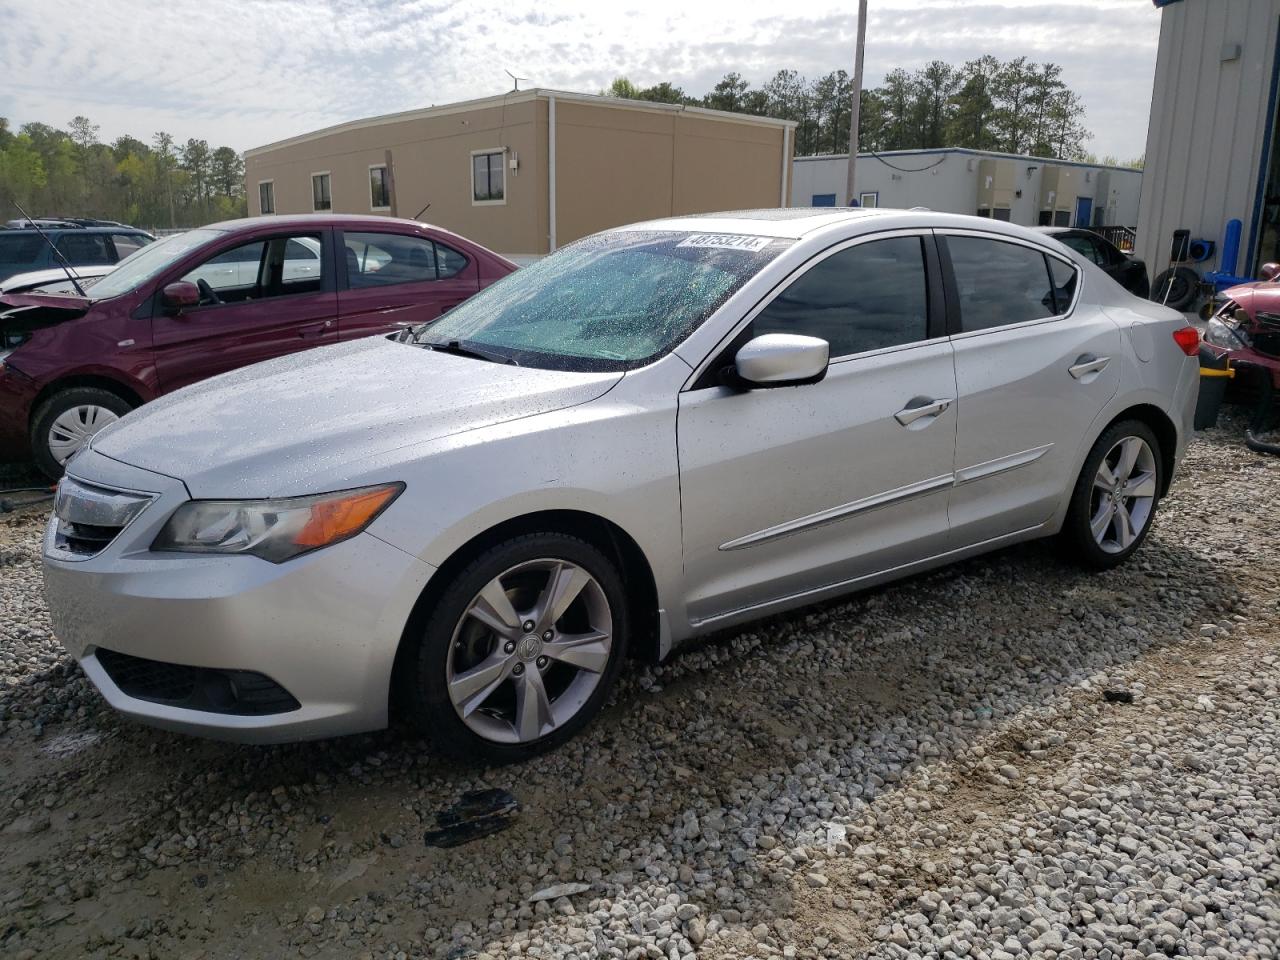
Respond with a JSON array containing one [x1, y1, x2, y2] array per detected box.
[[407, 533, 628, 762]]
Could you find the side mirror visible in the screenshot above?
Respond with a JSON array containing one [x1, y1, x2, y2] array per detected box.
[[1260, 262, 1280, 283], [161, 281, 200, 313], [730, 333, 830, 388]]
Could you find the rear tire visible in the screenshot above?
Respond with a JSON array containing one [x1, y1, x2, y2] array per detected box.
[[1063, 419, 1163, 570], [404, 532, 629, 763], [30, 387, 133, 479]]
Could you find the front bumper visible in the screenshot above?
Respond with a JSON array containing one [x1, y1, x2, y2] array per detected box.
[[42, 449, 435, 743]]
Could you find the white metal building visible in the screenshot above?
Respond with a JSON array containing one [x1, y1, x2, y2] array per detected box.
[[792, 148, 1143, 230], [1136, 0, 1280, 280]]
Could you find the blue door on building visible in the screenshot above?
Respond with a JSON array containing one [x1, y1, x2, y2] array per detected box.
[[1075, 196, 1094, 227]]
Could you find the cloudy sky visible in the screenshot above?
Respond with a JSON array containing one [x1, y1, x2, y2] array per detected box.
[[1, 0, 1160, 159]]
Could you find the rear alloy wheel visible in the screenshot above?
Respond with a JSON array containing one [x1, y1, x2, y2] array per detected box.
[[1064, 420, 1162, 569], [30, 387, 133, 478], [408, 533, 628, 762]]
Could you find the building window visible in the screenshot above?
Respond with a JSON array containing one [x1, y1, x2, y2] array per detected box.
[[259, 180, 274, 215], [369, 166, 390, 210], [312, 172, 331, 211], [859, 191, 879, 208], [811, 193, 837, 207], [471, 150, 506, 204]]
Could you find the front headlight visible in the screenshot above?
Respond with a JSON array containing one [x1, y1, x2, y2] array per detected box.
[[152, 483, 403, 563], [1203, 316, 1247, 350]]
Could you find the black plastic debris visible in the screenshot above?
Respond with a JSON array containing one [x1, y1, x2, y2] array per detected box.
[[1103, 689, 1135, 704], [424, 788, 519, 848]]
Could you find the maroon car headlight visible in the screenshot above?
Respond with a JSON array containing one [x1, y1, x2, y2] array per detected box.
[[153, 483, 403, 563], [1203, 316, 1248, 350]]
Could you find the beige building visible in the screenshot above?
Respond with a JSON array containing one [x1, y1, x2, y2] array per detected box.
[[244, 89, 797, 260]]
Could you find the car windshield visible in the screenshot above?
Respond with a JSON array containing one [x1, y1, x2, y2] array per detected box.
[[413, 230, 790, 371], [86, 229, 224, 300]]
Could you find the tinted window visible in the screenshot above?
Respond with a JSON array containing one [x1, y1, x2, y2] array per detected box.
[[472, 152, 505, 202], [1049, 257, 1079, 314], [948, 236, 1055, 332], [259, 182, 274, 215], [56, 233, 113, 265], [1057, 232, 1106, 265], [344, 232, 436, 287], [0, 234, 45, 264], [752, 237, 929, 357], [111, 233, 150, 259], [207, 241, 265, 267], [436, 243, 468, 279], [370, 167, 390, 209], [285, 239, 318, 261]]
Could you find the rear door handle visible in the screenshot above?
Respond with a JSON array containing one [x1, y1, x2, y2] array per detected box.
[[894, 396, 954, 427], [298, 319, 334, 338], [1069, 354, 1111, 380]]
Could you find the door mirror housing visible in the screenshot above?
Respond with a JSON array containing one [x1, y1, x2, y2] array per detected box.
[[730, 334, 830, 389], [161, 281, 200, 313], [1260, 262, 1280, 283]]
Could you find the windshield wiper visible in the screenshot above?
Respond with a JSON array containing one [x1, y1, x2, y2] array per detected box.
[[422, 339, 519, 366]]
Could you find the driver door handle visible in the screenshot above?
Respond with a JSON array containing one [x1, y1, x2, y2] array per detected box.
[[894, 396, 954, 427], [1069, 354, 1111, 380], [298, 320, 334, 338]]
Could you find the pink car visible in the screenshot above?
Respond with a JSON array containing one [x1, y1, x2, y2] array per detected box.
[[0, 215, 516, 476]]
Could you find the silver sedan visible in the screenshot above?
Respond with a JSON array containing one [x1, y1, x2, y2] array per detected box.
[[42, 210, 1201, 761]]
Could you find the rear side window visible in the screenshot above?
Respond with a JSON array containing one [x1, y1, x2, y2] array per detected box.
[[752, 236, 930, 357], [947, 236, 1056, 332], [56, 233, 114, 266], [0, 234, 44, 264], [343, 232, 438, 287], [436, 243, 468, 279]]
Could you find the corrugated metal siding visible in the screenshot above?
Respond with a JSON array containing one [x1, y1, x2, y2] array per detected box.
[[1137, 0, 1280, 276]]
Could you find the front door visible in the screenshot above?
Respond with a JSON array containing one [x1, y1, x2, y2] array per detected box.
[[941, 231, 1120, 546], [153, 230, 338, 393], [677, 232, 958, 626], [337, 230, 481, 340]]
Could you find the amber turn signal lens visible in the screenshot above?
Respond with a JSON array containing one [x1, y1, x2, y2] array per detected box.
[[293, 484, 402, 548]]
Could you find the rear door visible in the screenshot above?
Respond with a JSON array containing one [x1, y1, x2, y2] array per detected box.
[[336, 229, 481, 339], [152, 229, 338, 392], [942, 230, 1120, 546]]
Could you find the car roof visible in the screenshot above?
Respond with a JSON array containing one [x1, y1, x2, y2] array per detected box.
[[612, 208, 1061, 244], [202, 213, 448, 233], [2, 226, 151, 235]]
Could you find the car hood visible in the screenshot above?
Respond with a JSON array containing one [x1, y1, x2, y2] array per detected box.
[[90, 337, 623, 498], [1223, 284, 1280, 312]]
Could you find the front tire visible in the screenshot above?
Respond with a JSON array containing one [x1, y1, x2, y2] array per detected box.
[[30, 387, 133, 479], [405, 532, 629, 763], [1063, 420, 1163, 569]]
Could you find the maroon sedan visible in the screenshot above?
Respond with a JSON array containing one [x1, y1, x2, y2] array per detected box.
[[0, 215, 516, 476]]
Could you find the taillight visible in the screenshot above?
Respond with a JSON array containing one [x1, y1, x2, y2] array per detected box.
[[1172, 326, 1200, 357]]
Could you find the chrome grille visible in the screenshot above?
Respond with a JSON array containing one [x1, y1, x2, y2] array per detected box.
[[48, 477, 155, 560]]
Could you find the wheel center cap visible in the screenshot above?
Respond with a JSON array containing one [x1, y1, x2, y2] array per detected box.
[[517, 636, 543, 661]]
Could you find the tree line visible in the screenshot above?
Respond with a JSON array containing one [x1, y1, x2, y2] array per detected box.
[[608, 55, 1098, 161], [0, 116, 246, 230]]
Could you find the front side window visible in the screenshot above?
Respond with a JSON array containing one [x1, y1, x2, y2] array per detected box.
[[111, 233, 151, 260], [472, 151, 505, 203], [259, 181, 275, 215], [181, 233, 324, 304], [414, 230, 788, 371], [56, 233, 113, 265], [370, 167, 390, 209], [948, 236, 1056, 332], [344, 232, 437, 287], [752, 236, 929, 358], [312, 173, 331, 211]]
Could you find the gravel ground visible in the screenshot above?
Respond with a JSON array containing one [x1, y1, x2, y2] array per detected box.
[[2, 414, 1279, 960]]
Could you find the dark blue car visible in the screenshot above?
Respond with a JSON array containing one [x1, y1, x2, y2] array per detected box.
[[0, 226, 155, 285]]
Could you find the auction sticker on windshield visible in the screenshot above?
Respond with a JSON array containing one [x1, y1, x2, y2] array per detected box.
[[676, 234, 773, 252]]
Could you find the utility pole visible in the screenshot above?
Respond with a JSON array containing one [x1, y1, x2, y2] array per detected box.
[[844, 0, 868, 206]]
